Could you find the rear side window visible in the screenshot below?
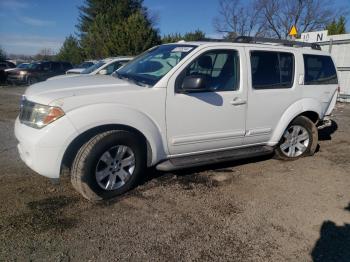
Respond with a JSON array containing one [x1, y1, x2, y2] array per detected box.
[[251, 51, 294, 89], [303, 55, 338, 85]]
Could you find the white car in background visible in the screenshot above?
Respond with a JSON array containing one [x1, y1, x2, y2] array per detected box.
[[65, 61, 97, 74], [48, 57, 133, 81]]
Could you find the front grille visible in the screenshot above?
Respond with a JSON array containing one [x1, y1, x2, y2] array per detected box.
[[19, 98, 35, 123]]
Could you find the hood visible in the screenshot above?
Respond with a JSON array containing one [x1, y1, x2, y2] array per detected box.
[[24, 75, 143, 105], [8, 68, 37, 74], [7, 68, 26, 74], [47, 74, 83, 81], [66, 68, 84, 74], [4, 68, 17, 72]]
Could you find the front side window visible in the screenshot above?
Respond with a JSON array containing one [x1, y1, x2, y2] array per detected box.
[[82, 61, 106, 74], [177, 49, 240, 92], [251, 51, 294, 89], [303, 55, 338, 85], [105, 62, 123, 75], [116, 44, 196, 86]]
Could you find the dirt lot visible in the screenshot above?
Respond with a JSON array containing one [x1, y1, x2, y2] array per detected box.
[[0, 85, 349, 262]]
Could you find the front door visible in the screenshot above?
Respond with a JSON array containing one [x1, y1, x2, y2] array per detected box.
[[166, 47, 247, 156]]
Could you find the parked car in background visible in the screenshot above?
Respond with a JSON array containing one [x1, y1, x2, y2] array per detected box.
[[0, 60, 16, 84], [7, 61, 72, 85], [15, 38, 339, 201], [66, 61, 97, 75], [48, 57, 133, 81], [4, 63, 30, 73]]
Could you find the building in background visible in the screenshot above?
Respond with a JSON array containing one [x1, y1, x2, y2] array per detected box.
[[300, 31, 350, 102]]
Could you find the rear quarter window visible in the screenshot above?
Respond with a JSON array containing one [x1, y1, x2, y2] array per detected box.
[[303, 54, 338, 85]]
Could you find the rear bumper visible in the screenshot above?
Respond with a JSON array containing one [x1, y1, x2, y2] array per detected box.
[[14, 116, 78, 179]]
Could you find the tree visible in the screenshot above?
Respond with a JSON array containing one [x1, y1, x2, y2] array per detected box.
[[214, 0, 345, 39], [35, 48, 55, 61], [326, 16, 347, 35], [0, 46, 6, 60], [213, 0, 266, 38], [78, 0, 160, 58], [77, 0, 144, 36], [56, 35, 84, 65], [162, 30, 206, 43]]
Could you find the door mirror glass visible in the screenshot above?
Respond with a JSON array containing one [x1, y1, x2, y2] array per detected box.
[[181, 75, 208, 92]]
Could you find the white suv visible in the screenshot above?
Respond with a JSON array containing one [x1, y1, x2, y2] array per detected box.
[[15, 37, 339, 201]]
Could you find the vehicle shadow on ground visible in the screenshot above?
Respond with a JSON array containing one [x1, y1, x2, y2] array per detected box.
[[140, 153, 274, 186], [318, 120, 338, 141], [311, 203, 350, 262]]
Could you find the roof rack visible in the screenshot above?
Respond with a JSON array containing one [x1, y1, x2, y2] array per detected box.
[[234, 36, 321, 50], [199, 36, 321, 50]]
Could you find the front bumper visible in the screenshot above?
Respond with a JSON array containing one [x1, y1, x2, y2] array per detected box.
[[7, 74, 27, 84], [14, 116, 78, 179]]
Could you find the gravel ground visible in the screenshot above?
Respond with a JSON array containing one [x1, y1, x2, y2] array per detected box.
[[0, 85, 349, 262]]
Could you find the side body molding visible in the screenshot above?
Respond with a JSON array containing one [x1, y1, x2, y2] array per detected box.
[[65, 103, 167, 166], [268, 98, 322, 145]]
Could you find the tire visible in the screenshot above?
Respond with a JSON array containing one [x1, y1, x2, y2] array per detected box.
[[26, 76, 38, 85], [275, 116, 318, 160], [71, 130, 147, 201]]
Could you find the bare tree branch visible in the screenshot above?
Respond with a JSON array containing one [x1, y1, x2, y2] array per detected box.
[[214, 0, 348, 39]]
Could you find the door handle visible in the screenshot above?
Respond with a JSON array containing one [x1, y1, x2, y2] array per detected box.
[[230, 98, 247, 106]]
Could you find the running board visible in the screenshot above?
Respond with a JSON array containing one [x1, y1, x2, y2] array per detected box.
[[156, 146, 274, 172]]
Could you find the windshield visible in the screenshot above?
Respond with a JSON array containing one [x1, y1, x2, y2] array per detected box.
[[82, 61, 105, 74], [27, 63, 41, 70], [116, 44, 197, 86], [17, 63, 29, 69], [77, 62, 94, 68]]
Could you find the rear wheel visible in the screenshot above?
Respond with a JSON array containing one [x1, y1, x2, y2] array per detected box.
[[275, 116, 318, 160], [71, 130, 146, 201]]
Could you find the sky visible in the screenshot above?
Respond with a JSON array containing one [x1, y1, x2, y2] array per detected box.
[[0, 0, 349, 55]]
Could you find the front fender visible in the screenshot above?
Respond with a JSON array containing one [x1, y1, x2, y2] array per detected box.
[[268, 98, 322, 145], [66, 103, 167, 165]]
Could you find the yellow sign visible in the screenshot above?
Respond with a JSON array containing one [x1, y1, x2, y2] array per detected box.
[[289, 25, 298, 36]]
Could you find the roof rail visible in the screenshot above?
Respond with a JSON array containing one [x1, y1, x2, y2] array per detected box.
[[198, 36, 321, 50], [234, 36, 321, 50]]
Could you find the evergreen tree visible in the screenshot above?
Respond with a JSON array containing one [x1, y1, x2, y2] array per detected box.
[[0, 46, 6, 61], [77, 0, 144, 36], [326, 16, 347, 35], [162, 30, 206, 43], [56, 35, 84, 65], [183, 30, 206, 41], [78, 0, 159, 58]]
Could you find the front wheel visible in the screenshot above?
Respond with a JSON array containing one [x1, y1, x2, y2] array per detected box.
[[275, 116, 318, 160], [26, 76, 38, 85], [71, 130, 146, 201]]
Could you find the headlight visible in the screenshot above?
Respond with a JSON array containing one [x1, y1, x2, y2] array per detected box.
[[19, 98, 65, 129], [19, 71, 27, 75]]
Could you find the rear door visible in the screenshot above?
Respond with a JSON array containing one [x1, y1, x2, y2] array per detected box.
[[245, 48, 301, 145]]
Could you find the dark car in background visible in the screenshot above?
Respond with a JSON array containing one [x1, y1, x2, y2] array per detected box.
[[0, 60, 16, 84], [7, 61, 72, 85]]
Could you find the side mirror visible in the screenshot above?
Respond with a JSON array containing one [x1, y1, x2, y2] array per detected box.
[[181, 75, 209, 93], [99, 69, 108, 75]]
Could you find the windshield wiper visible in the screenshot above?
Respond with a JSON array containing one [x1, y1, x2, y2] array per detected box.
[[115, 72, 149, 87]]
